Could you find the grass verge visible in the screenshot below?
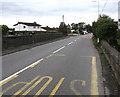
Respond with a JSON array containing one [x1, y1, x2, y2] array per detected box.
[[92, 36, 120, 96]]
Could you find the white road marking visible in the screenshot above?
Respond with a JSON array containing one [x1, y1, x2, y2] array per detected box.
[[53, 46, 65, 54], [68, 42, 73, 45], [0, 58, 44, 84], [74, 40, 77, 42]]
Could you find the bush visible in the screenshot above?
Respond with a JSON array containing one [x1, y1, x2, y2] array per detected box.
[[73, 31, 79, 34], [92, 36, 99, 46], [58, 22, 68, 35], [117, 39, 120, 45], [72, 31, 84, 34], [96, 22, 117, 41], [0, 25, 9, 36], [79, 31, 84, 35], [117, 30, 120, 47], [117, 30, 120, 39]]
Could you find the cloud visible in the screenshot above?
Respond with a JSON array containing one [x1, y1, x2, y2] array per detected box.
[[2, 2, 49, 17], [1, 0, 119, 27], [2, 0, 95, 19], [2, 0, 118, 16]]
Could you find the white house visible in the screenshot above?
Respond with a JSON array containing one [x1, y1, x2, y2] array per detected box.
[[13, 22, 46, 31]]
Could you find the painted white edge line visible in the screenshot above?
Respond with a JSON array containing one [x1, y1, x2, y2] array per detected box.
[[68, 42, 73, 45], [53, 46, 65, 54], [0, 58, 44, 84]]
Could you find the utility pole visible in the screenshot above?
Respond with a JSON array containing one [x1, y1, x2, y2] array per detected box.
[[62, 15, 64, 23], [98, 0, 100, 18], [92, 0, 100, 43], [97, 0, 100, 43], [92, 0, 100, 18]]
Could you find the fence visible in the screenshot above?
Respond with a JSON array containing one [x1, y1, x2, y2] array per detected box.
[[101, 41, 120, 85], [2, 33, 64, 50]]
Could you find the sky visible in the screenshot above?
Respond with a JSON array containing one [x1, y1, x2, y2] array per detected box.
[[0, 0, 119, 28]]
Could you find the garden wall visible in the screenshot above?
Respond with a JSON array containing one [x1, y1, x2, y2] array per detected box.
[[2, 33, 64, 50], [101, 41, 120, 85]]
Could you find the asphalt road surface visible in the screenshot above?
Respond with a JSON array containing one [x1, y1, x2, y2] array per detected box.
[[1, 33, 104, 96]]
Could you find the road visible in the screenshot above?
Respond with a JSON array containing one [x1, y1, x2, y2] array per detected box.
[[1, 33, 104, 96]]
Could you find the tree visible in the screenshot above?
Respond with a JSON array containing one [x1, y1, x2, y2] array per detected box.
[[92, 14, 116, 39], [66, 24, 71, 33], [71, 23, 75, 30], [71, 23, 78, 31], [97, 14, 114, 24], [78, 22, 85, 32], [71, 22, 85, 32], [84, 24, 92, 33], [92, 21, 97, 36], [0, 25, 9, 36], [117, 30, 120, 47], [58, 22, 67, 35], [92, 14, 113, 32], [96, 22, 117, 42]]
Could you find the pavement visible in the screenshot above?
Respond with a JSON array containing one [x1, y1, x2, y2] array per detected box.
[[1, 33, 104, 96]]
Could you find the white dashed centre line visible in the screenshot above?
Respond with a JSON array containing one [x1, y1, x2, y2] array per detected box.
[[68, 42, 73, 45], [53, 46, 65, 54]]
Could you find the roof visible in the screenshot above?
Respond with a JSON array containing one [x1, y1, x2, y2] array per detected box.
[[41, 26, 58, 31], [13, 22, 41, 26]]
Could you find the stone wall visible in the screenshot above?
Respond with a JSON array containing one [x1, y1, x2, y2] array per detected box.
[[101, 41, 120, 85]]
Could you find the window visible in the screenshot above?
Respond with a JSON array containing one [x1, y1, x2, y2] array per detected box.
[[23, 26, 26, 28], [34, 26, 36, 28], [38, 26, 39, 28]]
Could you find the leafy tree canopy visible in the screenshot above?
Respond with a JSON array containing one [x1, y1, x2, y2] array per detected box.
[[59, 22, 68, 35], [96, 22, 117, 41], [92, 14, 117, 40], [0, 25, 9, 35]]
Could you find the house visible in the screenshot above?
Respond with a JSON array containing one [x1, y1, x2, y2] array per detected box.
[[41, 26, 58, 32], [8, 28, 15, 35], [13, 22, 44, 31]]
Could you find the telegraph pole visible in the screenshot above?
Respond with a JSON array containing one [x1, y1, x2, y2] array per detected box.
[[62, 15, 64, 23], [92, 0, 100, 18], [98, 0, 100, 18], [92, 0, 100, 43], [97, 0, 100, 43]]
